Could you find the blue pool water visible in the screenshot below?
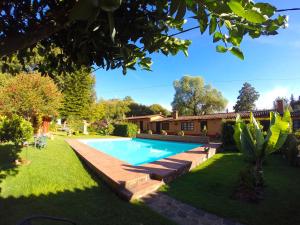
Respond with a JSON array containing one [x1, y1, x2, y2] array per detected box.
[[80, 138, 202, 166]]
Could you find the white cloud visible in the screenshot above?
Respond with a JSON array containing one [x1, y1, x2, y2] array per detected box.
[[256, 87, 290, 110], [225, 101, 235, 112], [160, 103, 172, 111]]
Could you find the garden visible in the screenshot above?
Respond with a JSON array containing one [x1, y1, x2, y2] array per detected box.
[[1, 1, 300, 225]]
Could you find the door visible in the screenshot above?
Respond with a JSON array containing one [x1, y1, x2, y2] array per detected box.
[[156, 122, 161, 133], [139, 121, 143, 131]]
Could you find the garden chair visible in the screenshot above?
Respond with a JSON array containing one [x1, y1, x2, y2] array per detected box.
[[17, 215, 77, 225], [34, 135, 47, 149]]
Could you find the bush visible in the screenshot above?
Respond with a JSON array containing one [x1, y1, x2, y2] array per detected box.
[[49, 122, 58, 132], [161, 130, 167, 135], [281, 134, 299, 166], [177, 130, 184, 136], [113, 123, 138, 137], [222, 122, 235, 146], [89, 120, 114, 135], [67, 116, 83, 134], [0, 115, 33, 146]]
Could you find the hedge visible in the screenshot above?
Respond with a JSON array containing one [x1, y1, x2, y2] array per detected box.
[[113, 123, 138, 137]]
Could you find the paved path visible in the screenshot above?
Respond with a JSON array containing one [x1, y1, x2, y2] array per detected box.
[[142, 193, 243, 225]]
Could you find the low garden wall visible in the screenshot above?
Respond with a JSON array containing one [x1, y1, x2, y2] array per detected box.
[[136, 133, 210, 144]]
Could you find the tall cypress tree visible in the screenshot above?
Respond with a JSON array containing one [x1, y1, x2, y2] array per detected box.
[[58, 68, 95, 119], [234, 82, 260, 112]]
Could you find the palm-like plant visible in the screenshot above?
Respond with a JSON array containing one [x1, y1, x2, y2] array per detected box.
[[234, 110, 292, 188]]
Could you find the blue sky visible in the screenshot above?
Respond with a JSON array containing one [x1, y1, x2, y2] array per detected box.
[[94, 0, 300, 112]]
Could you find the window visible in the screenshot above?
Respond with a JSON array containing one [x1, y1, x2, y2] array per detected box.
[[294, 120, 300, 131], [162, 122, 169, 130], [181, 122, 194, 131]]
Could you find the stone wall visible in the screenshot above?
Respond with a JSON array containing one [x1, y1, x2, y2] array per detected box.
[[137, 133, 210, 143]]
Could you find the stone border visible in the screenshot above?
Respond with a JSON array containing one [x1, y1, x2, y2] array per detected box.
[[66, 138, 221, 200], [143, 193, 244, 225]]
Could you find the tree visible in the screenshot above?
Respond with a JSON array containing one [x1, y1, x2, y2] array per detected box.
[[234, 82, 259, 112], [100, 99, 130, 121], [58, 68, 96, 119], [0, 1, 287, 74], [233, 110, 291, 201], [171, 76, 227, 115], [0, 73, 62, 130], [149, 104, 170, 116], [127, 103, 153, 117]]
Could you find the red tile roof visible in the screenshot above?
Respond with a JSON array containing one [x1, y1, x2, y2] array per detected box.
[[154, 110, 275, 122], [125, 114, 164, 120], [125, 110, 300, 122]]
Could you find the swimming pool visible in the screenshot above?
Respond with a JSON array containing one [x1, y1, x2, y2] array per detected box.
[[80, 138, 202, 166]]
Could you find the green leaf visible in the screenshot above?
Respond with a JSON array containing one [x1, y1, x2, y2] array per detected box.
[[108, 12, 116, 42], [213, 32, 223, 43], [175, 1, 186, 21], [234, 114, 242, 151], [244, 10, 266, 24], [229, 47, 244, 60], [198, 6, 208, 34], [228, 0, 266, 24], [250, 112, 265, 155], [255, 3, 277, 17], [170, 0, 180, 16], [216, 45, 227, 53], [227, 0, 246, 18], [224, 20, 232, 30], [209, 16, 217, 35]]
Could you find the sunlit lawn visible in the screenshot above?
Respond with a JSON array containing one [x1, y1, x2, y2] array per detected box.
[[0, 133, 174, 225], [160, 152, 300, 225]]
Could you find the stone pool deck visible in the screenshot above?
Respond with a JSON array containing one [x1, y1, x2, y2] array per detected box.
[[66, 139, 221, 201]]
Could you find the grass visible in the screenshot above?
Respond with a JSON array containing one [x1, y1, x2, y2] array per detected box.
[[0, 133, 175, 225], [160, 152, 300, 225]]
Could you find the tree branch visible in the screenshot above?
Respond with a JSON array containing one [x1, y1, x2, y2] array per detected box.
[[0, 8, 70, 57]]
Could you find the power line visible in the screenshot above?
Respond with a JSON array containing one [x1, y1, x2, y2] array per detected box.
[[92, 7, 300, 73], [99, 77, 300, 94]]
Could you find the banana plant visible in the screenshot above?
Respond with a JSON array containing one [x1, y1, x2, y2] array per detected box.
[[234, 110, 292, 186]]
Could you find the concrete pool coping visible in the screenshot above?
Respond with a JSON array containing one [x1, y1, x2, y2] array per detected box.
[[66, 138, 221, 200]]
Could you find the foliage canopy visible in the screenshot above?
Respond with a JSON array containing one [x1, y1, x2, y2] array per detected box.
[[0, 73, 62, 125], [0, 0, 287, 74], [171, 76, 227, 115]]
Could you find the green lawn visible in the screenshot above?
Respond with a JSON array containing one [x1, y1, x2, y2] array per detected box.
[[160, 152, 300, 225], [0, 133, 175, 225]]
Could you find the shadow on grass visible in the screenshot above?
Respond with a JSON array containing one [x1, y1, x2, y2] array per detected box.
[[160, 152, 300, 225], [0, 144, 21, 193], [0, 151, 175, 225]]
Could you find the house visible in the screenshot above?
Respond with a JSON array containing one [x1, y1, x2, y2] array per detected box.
[[125, 99, 300, 137]]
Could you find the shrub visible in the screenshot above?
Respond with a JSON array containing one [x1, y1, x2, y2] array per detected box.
[[177, 130, 184, 136], [49, 122, 58, 132], [67, 116, 83, 134], [221, 122, 235, 146], [89, 120, 114, 136], [161, 130, 167, 135], [281, 134, 299, 166], [147, 129, 152, 135], [113, 123, 138, 137], [0, 115, 33, 146]]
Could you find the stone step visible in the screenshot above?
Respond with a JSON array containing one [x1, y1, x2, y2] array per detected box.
[[124, 173, 151, 189], [120, 180, 163, 200]]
